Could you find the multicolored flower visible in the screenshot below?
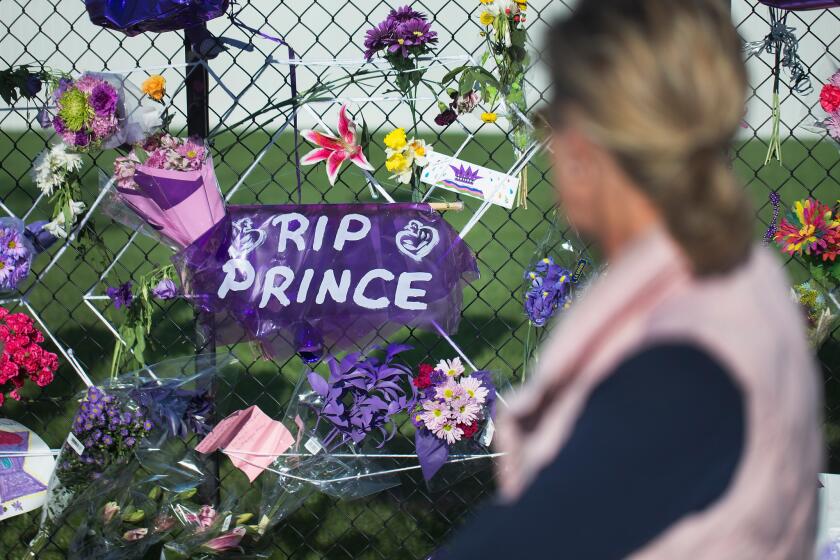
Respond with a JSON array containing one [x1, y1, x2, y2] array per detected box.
[[300, 104, 374, 186], [774, 198, 839, 258]]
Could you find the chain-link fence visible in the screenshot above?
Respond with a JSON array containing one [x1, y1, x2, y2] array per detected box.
[[0, 1, 838, 558]]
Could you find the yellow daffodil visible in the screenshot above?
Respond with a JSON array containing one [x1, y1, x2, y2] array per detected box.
[[481, 112, 498, 123], [141, 75, 166, 101], [386, 152, 410, 173], [384, 128, 408, 151], [479, 11, 495, 26]]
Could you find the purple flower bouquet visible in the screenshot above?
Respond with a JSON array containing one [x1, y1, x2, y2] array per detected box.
[[45, 73, 162, 152], [0, 218, 58, 294], [110, 134, 226, 249], [411, 359, 497, 481], [257, 345, 418, 531], [32, 354, 235, 556]]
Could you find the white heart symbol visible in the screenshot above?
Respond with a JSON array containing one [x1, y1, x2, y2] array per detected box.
[[229, 218, 267, 258], [396, 220, 440, 262]]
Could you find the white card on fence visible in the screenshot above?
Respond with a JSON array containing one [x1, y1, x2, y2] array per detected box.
[[421, 153, 519, 209], [304, 437, 324, 455]]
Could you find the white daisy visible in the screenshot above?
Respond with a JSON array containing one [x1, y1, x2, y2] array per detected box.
[[459, 376, 489, 404], [436, 357, 465, 378]]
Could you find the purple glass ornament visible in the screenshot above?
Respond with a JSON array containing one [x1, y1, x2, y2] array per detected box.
[[85, 0, 229, 35], [293, 321, 324, 364], [757, 1, 839, 9]]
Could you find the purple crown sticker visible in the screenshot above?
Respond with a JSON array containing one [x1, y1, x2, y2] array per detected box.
[[450, 164, 482, 186]]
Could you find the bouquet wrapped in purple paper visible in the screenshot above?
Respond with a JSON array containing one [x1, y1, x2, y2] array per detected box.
[[110, 134, 226, 249], [30, 354, 237, 558], [173, 203, 478, 362], [44, 72, 163, 152]]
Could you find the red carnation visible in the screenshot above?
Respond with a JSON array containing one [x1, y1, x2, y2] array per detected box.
[[459, 421, 480, 439], [820, 84, 840, 114], [413, 371, 431, 389], [418, 363, 434, 376]]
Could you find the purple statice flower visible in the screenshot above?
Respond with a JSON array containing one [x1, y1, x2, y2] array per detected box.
[[307, 344, 417, 446], [151, 278, 178, 300], [106, 281, 133, 310], [65, 385, 152, 480], [89, 82, 118, 117]]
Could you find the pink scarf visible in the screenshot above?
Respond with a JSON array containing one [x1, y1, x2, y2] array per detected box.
[[495, 227, 823, 559]]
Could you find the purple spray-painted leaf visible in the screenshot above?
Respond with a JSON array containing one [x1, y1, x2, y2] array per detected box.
[[308, 372, 330, 398]]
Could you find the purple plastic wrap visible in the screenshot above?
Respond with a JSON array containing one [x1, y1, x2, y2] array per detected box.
[[173, 204, 479, 359], [85, 0, 229, 35], [758, 1, 839, 8]]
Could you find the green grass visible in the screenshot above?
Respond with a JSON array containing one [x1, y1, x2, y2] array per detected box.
[[0, 131, 838, 558]]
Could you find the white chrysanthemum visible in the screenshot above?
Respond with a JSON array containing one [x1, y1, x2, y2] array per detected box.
[[69, 200, 86, 217], [43, 214, 68, 239], [50, 143, 83, 173], [459, 376, 489, 404], [436, 357, 465, 378]]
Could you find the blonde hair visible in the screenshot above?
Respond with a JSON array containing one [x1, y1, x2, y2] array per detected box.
[[547, 0, 753, 276]]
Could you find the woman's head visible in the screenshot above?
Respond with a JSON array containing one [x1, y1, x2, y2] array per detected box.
[[545, 0, 753, 276]]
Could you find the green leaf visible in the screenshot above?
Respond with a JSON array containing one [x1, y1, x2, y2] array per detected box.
[[437, 101, 448, 113], [440, 64, 468, 85]]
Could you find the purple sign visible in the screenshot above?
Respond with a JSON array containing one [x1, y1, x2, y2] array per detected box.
[[175, 204, 478, 360]]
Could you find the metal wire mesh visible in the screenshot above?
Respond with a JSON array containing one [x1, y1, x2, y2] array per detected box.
[[0, 1, 837, 559]]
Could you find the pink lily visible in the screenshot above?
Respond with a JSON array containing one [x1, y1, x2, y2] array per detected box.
[[300, 104, 374, 185], [200, 526, 247, 553]]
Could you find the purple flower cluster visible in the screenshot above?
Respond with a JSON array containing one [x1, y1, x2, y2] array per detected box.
[[0, 224, 31, 292], [524, 257, 573, 327], [307, 344, 417, 446], [107, 281, 133, 310], [50, 74, 120, 151], [70, 386, 152, 468], [363, 6, 438, 60]]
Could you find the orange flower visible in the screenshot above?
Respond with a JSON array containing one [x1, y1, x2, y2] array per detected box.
[[141, 75, 166, 101]]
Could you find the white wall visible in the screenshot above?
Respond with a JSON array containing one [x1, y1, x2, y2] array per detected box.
[[0, 1, 837, 135]]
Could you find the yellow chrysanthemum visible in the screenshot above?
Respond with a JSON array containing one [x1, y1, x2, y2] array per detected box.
[[384, 128, 408, 151], [385, 152, 410, 173], [481, 112, 498, 123], [479, 0, 494, 4], [479, 11, 495, 25], [141, 75, 166, 101]]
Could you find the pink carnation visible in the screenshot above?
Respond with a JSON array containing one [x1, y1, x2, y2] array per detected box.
[[73, 75, 99, 94]]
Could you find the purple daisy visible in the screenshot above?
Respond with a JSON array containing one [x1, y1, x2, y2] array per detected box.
[[389, 6, 425, 23], [364, 20, 396, 60], [397, 19, 437, 49]]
